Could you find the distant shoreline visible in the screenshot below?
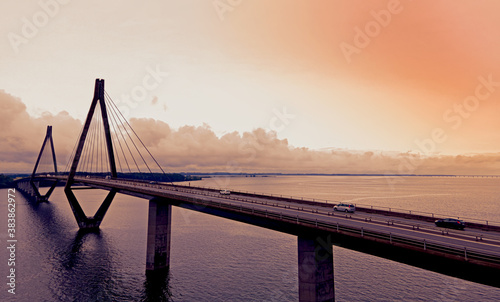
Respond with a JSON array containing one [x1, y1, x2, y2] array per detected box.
[[181, 173, 500, 178], [2, 172, 499, 188]]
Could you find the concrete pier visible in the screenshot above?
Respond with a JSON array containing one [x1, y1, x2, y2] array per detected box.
[[298, 234, 334, 302], [146, 198, 172, 271]]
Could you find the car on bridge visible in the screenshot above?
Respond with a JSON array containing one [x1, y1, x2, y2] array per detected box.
[[333, 203, 356, 213], [435, 218, 465, 230], [220, 189, 231, 195]]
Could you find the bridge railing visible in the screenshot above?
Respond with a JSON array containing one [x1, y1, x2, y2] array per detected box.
[[72, 176, 500, 230], [175, 183, 500, 229]]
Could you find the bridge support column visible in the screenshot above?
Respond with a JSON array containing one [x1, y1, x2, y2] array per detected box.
[[146, 198, 172, 272], [297, 234, 334, 302]]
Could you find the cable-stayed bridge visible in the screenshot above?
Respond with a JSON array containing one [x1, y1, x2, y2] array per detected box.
[[15, 79, 500, 301]]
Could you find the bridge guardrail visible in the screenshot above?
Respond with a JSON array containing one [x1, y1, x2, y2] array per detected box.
[[72, 176, 500, 233], [217, 198, 500, 267], [169, 182, 500, 231], [85, 177, 500, 246]]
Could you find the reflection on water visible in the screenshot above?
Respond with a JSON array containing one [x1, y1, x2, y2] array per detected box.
[[61, 229, 97, 270], [45, 229, 112, 301], [142, 270, 172, 302], [46, 228, 172, 302], [2, 176, 500, 301]]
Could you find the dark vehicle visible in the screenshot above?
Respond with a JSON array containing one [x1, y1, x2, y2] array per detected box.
[[435, 218, 465, 230]]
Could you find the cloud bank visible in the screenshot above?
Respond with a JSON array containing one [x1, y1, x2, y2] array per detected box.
[[1, 91, 500, 175], [0, 90, 81, 172]]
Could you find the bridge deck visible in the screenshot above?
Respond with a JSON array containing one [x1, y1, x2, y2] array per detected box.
[[21, 175, 500, 287], [53, 176, 500, 251]]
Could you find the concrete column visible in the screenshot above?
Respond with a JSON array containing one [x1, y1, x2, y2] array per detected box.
[[146, 198, 172, 271], [298, 234, 334, 302]]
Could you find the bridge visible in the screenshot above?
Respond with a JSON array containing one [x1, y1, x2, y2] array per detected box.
[[15, 79, 500, 301]]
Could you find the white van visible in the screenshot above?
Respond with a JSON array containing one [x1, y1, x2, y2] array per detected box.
[[333, 203, 356, 213], [220, 189, 231, 195]]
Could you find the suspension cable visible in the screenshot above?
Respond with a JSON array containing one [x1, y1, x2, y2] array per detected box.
[[105, 92, 167, 175]]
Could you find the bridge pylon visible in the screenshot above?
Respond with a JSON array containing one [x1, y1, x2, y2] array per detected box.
[[64, 79, 118, 229], [30, 125, 59, 202]]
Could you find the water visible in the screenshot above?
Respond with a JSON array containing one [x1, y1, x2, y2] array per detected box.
[[2, 176, 500, 301]]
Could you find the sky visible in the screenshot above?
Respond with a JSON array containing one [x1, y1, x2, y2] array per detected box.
[[2, 0, 500, 174]]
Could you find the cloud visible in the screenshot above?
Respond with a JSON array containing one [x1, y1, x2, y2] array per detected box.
[[2, 91, 500, 175], [0, 90, 82, 173], [129, 118, 500, 175]]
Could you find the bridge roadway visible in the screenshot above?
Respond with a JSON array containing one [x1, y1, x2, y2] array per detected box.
[[38, 175, 500, 288]]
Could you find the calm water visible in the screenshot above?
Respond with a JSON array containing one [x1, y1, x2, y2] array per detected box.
[[2, 176, 500, 301]]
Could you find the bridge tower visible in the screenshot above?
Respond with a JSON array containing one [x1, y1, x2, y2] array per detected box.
[[30, 125, 59, 202], [64, 79, 118, 229]]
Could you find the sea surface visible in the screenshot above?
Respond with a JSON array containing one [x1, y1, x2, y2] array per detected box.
[[2, 175, 500, 301]]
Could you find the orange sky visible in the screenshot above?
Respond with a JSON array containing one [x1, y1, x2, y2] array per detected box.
[[1, 1, 500, 173], [218, 0, 500, 153]]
